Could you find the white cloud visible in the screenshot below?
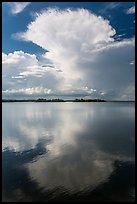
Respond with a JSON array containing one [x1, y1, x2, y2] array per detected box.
[[2, 51, 36, 65], [2, 51, 39, 81], [17, 8, 116, 88], [89, 37, 134, 52], [7, 2, 30, 14], [18, 8, 116, 50], [2, 51, 63, 94], [2, 87, 52, 95], [127, 6, 135, 14], [3, 8, 135, 100], [130, 61, 134, 65]]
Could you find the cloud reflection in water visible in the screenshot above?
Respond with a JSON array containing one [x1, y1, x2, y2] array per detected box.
[[2, 102, 135, 201]]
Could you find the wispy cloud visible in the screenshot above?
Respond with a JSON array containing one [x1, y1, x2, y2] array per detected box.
[[7, 2, 30, 15], [104, 2, 120, 10], [126, 6, 135, 14], [99, 2, 120, 14]]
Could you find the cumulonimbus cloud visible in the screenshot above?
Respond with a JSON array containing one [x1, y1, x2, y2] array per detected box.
[[3, 8, 135, 100]]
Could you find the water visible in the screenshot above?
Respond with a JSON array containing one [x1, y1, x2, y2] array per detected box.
[[2, 102, 135, 202]]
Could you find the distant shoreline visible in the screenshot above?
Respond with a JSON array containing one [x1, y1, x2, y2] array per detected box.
[[2, 99, 135, 103]]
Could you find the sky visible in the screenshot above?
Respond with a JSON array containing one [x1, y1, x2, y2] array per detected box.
[[2, 2, 135, 100]]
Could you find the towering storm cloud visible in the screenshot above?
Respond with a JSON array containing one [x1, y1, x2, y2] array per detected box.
[[3, 8, 135, 100]]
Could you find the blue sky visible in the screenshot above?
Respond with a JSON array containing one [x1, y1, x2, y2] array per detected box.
[[2, 2, 135, 100]]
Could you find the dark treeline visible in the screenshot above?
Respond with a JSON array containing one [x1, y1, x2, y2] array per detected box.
[[2, 98, 106, 102]]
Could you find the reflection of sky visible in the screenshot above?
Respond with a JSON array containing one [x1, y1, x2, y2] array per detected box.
[[2, 102, 135, 201]]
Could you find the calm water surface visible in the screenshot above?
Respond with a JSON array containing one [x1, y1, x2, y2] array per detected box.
[[2, 102, 135, 202]]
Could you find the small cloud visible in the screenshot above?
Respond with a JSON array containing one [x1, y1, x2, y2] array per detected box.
[[7, 2, 30, 15], [113, 33, 126, 41], [117, 34, 126, 37], [126, 6, 135, 14], [130, 61, 134, 65], [12, 76, 25, 79]]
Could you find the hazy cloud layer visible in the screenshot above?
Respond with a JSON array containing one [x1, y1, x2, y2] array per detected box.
[[3, 8, 135, 100]]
